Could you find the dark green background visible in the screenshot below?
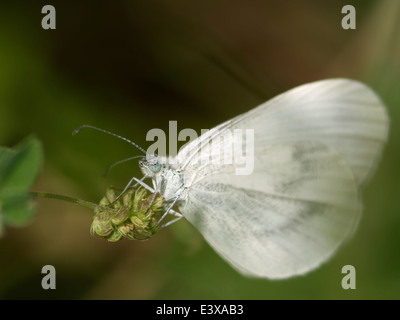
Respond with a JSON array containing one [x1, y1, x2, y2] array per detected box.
[[0, 0, 399, 299]]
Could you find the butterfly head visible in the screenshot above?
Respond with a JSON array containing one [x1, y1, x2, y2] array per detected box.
[[139, 154, 162, 177]]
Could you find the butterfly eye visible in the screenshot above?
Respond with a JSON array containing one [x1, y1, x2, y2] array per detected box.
[[149, 162, 161, 173], [139, 161, 144, 167]]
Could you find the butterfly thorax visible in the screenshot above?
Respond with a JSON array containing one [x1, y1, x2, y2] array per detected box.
[[156, 164, 187, 204], [140, 155, 187, 204]]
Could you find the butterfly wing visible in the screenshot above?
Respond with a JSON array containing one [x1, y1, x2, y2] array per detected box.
[[177, 78, 389, 187], [179, 142, 360, 278], [174, 79, 388, 279]]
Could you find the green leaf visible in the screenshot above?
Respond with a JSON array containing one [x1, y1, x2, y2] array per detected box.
[[0, 137, 43, 193], [0, 136, 43, 234], [1, 193, 36, 226]]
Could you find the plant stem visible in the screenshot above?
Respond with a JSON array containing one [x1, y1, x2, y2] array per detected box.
[[31, 192, 97, 210]]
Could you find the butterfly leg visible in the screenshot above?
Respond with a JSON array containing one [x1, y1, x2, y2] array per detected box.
[[129, 176, 154, 192], [154, 183, 187, 222], [166, 208, 182, 218], [112, 176, 154, 204], [154, 195, 181, 227], [127, 175, 149, 190], [159, 214, 183, 229], [144, 179, 163, 215]]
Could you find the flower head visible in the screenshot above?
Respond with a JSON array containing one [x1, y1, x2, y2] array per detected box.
[[90, 187, 163, 241]]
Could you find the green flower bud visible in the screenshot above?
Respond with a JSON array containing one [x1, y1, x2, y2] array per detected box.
[[90, 216, 113, 237], [110, 206, 130, 225], [118, 224, 135, 240], [91, 187, 164, 242], [106, 230, 123, 242], [122, 190, 134, 206], [106, 188, 116, 203], [99, 196, 110, 207]]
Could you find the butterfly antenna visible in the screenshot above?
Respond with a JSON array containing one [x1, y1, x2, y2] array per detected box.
[[103, 155, 145, 178], [73, 125, 147, 155]]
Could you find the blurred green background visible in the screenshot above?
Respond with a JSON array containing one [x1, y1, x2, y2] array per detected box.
[[0, 0, 399, 299]]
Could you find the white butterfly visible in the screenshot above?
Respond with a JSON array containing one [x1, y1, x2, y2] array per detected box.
[[79, 78, 389, 279]]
